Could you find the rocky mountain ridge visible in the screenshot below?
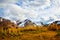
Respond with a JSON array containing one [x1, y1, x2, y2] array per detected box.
[[0, 17, 60, 27]]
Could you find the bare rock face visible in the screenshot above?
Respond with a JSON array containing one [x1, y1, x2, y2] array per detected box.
[[53, 21, 60, 24], [16, 19, 36, 27], [0, 17, 36, 27], [0, 17, 18, 28], [24, 19, 36, 27], [48, 21, 60, 31]]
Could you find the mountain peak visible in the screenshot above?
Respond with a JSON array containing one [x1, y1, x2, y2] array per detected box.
[[16, 19, 36, 27], [53, 21, 60, 24]]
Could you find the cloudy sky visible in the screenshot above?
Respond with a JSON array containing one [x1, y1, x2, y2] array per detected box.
[[0, 0, 60, 24]]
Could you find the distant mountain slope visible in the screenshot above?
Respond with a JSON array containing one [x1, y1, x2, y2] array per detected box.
[[16, 19, 36, 27], [0, 17, 18, 28], [0, 17, 60, 27]]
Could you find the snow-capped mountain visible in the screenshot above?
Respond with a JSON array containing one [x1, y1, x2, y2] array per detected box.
[[16, 19, 36, 26]]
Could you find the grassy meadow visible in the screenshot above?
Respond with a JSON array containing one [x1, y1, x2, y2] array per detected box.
[[0, 24, 60, 40]]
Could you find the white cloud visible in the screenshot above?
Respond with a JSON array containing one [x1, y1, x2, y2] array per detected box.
[[0, 0, 60, 24], [0, 3, 38, 21], [0, 0, 17, 3]]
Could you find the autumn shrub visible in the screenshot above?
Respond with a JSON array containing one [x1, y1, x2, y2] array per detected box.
[[55, 30, 60, 36]]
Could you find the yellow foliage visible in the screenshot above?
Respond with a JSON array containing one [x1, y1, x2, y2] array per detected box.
[[0, 24, 60, 40]]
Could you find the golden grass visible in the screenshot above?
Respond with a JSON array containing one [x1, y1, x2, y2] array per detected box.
[[0, 25, 60, 40]]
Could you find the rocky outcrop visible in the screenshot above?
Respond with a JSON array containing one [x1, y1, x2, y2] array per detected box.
[[0, 17, 18, 28], [24, 19, 36, 27], [16, 19, 37, 27], [48, 21, 60, 31]]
